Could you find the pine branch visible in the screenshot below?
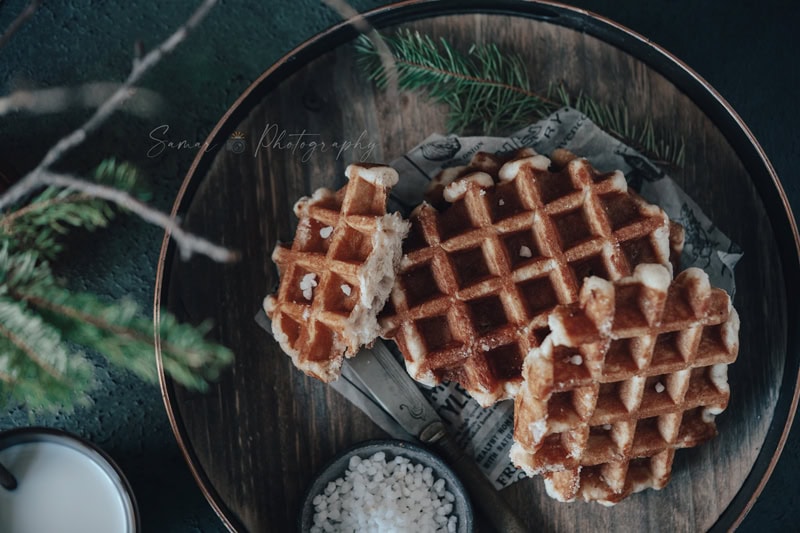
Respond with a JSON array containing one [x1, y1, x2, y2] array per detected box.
[[0, 159, 144, 259], [34, 169, 236, 262], [19, 289, 233, 391], [0, 244, 232, 399], [0, 0, 235, 413], [356, 29, 685, 167], [0, 295, 94, 411], [0, 156, 233, 263], [356, 31, 554, 133]]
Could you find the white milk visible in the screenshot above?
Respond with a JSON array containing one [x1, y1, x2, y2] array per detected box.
[[0, 440, 131, 533]]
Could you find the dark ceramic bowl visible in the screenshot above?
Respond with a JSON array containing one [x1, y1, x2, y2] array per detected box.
[[298, 439, 473, 532]]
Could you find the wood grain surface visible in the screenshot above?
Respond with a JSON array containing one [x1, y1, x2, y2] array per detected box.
[[158, 12, 787, 533]]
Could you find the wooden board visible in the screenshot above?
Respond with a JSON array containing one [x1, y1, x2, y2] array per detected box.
[[154, 5, 795, 532]]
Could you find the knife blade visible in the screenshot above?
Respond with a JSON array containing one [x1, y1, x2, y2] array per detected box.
[[346, 341, 527, 533], [344, 341, 442, 440]]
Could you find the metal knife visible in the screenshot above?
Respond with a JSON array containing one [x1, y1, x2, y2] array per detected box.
[[346, 340, 527, 533]]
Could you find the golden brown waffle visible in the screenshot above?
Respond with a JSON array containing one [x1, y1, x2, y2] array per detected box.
[[424, 148, 536, 209], [428, 149, 685, 274], [264, 164, 409, 382], [380, 151, 674, 406], [510, 263, 739, 504]]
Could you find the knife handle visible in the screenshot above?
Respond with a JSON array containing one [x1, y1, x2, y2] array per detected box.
[[429, 430, 527, 533]]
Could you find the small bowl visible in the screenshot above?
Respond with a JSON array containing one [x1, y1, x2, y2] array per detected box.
[[0, 427, 139, 533], [299, 439, 473, 533]]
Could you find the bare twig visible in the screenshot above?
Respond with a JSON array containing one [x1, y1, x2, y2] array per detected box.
[[0, 0, 41, 51], [37, 171, 237, 262], [0, 0, 233, 262], [322, 0, 398, 100], [0, 82, 165, 117], [39, 0, 217, 173]]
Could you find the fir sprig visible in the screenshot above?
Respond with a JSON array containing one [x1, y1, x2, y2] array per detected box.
[[0, 245, 94, 410], [17, 287, 231, 391], [0, 0, 231, 412], [356, 30, 685, 167], [0, 159, 147, 259], [0, 160, 233, 412]]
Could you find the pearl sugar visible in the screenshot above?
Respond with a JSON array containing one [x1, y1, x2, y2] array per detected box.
[[310, 452, 458, 533]]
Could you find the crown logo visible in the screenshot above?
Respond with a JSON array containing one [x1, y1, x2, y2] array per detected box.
[[230, 131, 245, 140]]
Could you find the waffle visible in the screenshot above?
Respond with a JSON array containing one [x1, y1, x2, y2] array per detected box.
[[424, 149, 536, 209], [510, 263, 740, 504], [264, 164, 410, 382], [380, 151, 675, 406], [429, 149, 685, 273]]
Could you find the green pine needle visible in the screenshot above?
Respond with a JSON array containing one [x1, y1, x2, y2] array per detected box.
[[356, 29, 685, 168], [0, 160, 233, 412], [20, 287, 233, 392], [0, 247, 94, 410], [0, 158, 148, 259], [0, 298, 94, 411]]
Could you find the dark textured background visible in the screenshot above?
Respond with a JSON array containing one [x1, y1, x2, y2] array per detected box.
[[0, 0, 797, 531]]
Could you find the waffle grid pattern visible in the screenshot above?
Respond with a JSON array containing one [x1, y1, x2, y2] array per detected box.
[[511, 264, 740, 504], [265, 164, 404, 382], [381, 153, 672, 406]]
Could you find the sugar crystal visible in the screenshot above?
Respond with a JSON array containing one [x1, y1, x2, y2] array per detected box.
[[311, 452, 459, 531]]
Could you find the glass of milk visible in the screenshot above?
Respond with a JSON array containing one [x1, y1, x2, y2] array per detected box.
[[0, 427, 139, 533]]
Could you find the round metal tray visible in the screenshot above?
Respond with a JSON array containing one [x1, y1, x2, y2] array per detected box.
[[154, 1, 800, 531]]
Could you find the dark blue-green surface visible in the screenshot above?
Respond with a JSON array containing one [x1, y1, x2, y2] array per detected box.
[[0, 1, 797, 531]]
